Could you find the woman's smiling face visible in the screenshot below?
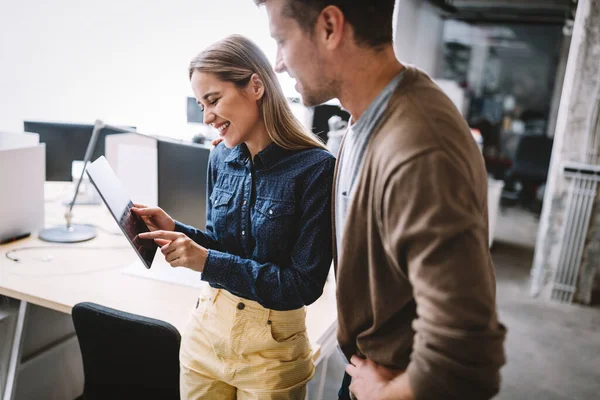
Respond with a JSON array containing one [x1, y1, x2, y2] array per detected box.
[[191, 71, 264, 149]]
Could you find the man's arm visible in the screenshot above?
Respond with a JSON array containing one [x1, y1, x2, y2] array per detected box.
[[381, 150, 506, 399], [378, 373, 413, 400]]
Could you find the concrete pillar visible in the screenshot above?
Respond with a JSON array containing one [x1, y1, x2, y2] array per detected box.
[[530, 0, 600, 304], [546, 33, 572, 138], [393, 0, 445, 77]]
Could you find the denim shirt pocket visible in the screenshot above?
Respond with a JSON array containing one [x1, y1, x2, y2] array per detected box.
[[210, 188, 234, 236], [254, 197, 296, 250]]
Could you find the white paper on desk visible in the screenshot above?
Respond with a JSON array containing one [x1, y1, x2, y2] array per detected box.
[[123, 255, 206, 289], [117, 144, 158, 206]]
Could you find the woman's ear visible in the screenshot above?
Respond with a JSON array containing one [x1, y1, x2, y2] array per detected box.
[[249, 73, 265, 100]]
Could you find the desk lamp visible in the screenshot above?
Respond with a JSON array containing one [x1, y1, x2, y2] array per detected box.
[[38, 120, 137, 243]]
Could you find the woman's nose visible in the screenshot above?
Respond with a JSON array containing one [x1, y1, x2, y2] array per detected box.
[[203, 110, 215, 125]]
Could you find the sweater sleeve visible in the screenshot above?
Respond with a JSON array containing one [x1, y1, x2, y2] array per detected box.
[[381, 150, 506, 400]]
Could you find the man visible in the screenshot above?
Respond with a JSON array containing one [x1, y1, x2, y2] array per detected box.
[[255, 1, 507, 399]]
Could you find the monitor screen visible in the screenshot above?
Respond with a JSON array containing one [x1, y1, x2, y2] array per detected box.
[[23, 121, 135, 182], [157, 139, 210, 230], [187, 96, 204, 124]]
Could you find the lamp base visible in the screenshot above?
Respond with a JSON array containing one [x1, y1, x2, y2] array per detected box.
[[38, 224, 97, 243]]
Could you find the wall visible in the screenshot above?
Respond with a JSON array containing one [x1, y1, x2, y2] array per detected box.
[[0, 0, 446, 139], [0, 0, 284, 138], [546, 33, 572, 138], [394, 0, 445, 77]]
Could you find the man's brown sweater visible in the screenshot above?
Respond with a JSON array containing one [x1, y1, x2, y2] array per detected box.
[[333, 66, 506, 399]]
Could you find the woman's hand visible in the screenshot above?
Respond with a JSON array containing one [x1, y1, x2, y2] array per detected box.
[[132, 204, 175, 232], [137, 230, 208, 272]]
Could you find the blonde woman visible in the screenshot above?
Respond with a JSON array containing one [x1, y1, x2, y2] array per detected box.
[[135, 34, 335, 399]]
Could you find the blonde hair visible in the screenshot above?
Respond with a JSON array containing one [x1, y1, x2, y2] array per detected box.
[[189, 34, 326, 151]]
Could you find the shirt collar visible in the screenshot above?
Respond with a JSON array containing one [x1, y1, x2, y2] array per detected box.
[[224, 143, 249, 164], [224, 142, 294, 169]]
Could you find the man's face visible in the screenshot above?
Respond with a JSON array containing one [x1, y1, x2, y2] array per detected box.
[[265, 0, 336, 106]]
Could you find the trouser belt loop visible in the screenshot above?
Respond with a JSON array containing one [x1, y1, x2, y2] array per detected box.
[[210, 288, 220, 304]]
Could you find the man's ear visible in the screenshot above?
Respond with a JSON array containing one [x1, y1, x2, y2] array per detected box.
[[249, 73, 265, 100], [314, 5, 345, 50]]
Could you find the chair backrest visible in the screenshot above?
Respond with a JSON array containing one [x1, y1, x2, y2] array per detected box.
[[72, 302, 181, 400], [512, 135, 554, 180]]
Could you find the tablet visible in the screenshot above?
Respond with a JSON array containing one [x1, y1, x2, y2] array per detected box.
[[86, 156, 157, 269]]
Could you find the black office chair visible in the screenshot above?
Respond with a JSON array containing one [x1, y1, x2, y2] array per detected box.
[[311, 104, 351, 143], [72, 302, 181, 400], [504, 134, 554, 205]]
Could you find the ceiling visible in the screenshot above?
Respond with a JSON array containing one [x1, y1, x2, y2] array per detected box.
[[428, 0, 576, 25]]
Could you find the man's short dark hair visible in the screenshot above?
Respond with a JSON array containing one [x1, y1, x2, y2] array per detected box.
[[256, 0, 395, 49]]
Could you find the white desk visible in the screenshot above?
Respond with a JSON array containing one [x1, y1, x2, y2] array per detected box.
[[0, 183, 338, 400]]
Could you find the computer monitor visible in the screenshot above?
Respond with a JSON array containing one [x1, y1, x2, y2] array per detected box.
[[311, 104, 350, 143], [23, 121, 135, 182], [187, 96, 204, 124], [157, 139, 210, 230]]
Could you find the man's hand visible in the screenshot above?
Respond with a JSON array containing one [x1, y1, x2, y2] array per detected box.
[[211, 137, 223, 147], [346, 356, 411, 400], [137, 230, 208, 272]]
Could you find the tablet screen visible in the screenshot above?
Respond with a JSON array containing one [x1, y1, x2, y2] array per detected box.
[[86, 156, 157, 268]]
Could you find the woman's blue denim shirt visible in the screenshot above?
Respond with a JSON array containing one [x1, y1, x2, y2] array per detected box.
[[175, 142, 335, 311]]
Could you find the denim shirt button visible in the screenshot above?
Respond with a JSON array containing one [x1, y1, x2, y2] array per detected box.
[[242, 230, 246, 236]]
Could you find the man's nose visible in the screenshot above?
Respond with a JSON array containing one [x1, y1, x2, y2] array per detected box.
[[274, 48, 285, 74]]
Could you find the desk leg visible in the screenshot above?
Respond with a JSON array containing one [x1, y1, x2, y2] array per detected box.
[[3, 301, 28, 400]]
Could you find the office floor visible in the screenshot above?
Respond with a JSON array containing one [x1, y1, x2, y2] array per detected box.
[[316, 206, 600, 400]]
